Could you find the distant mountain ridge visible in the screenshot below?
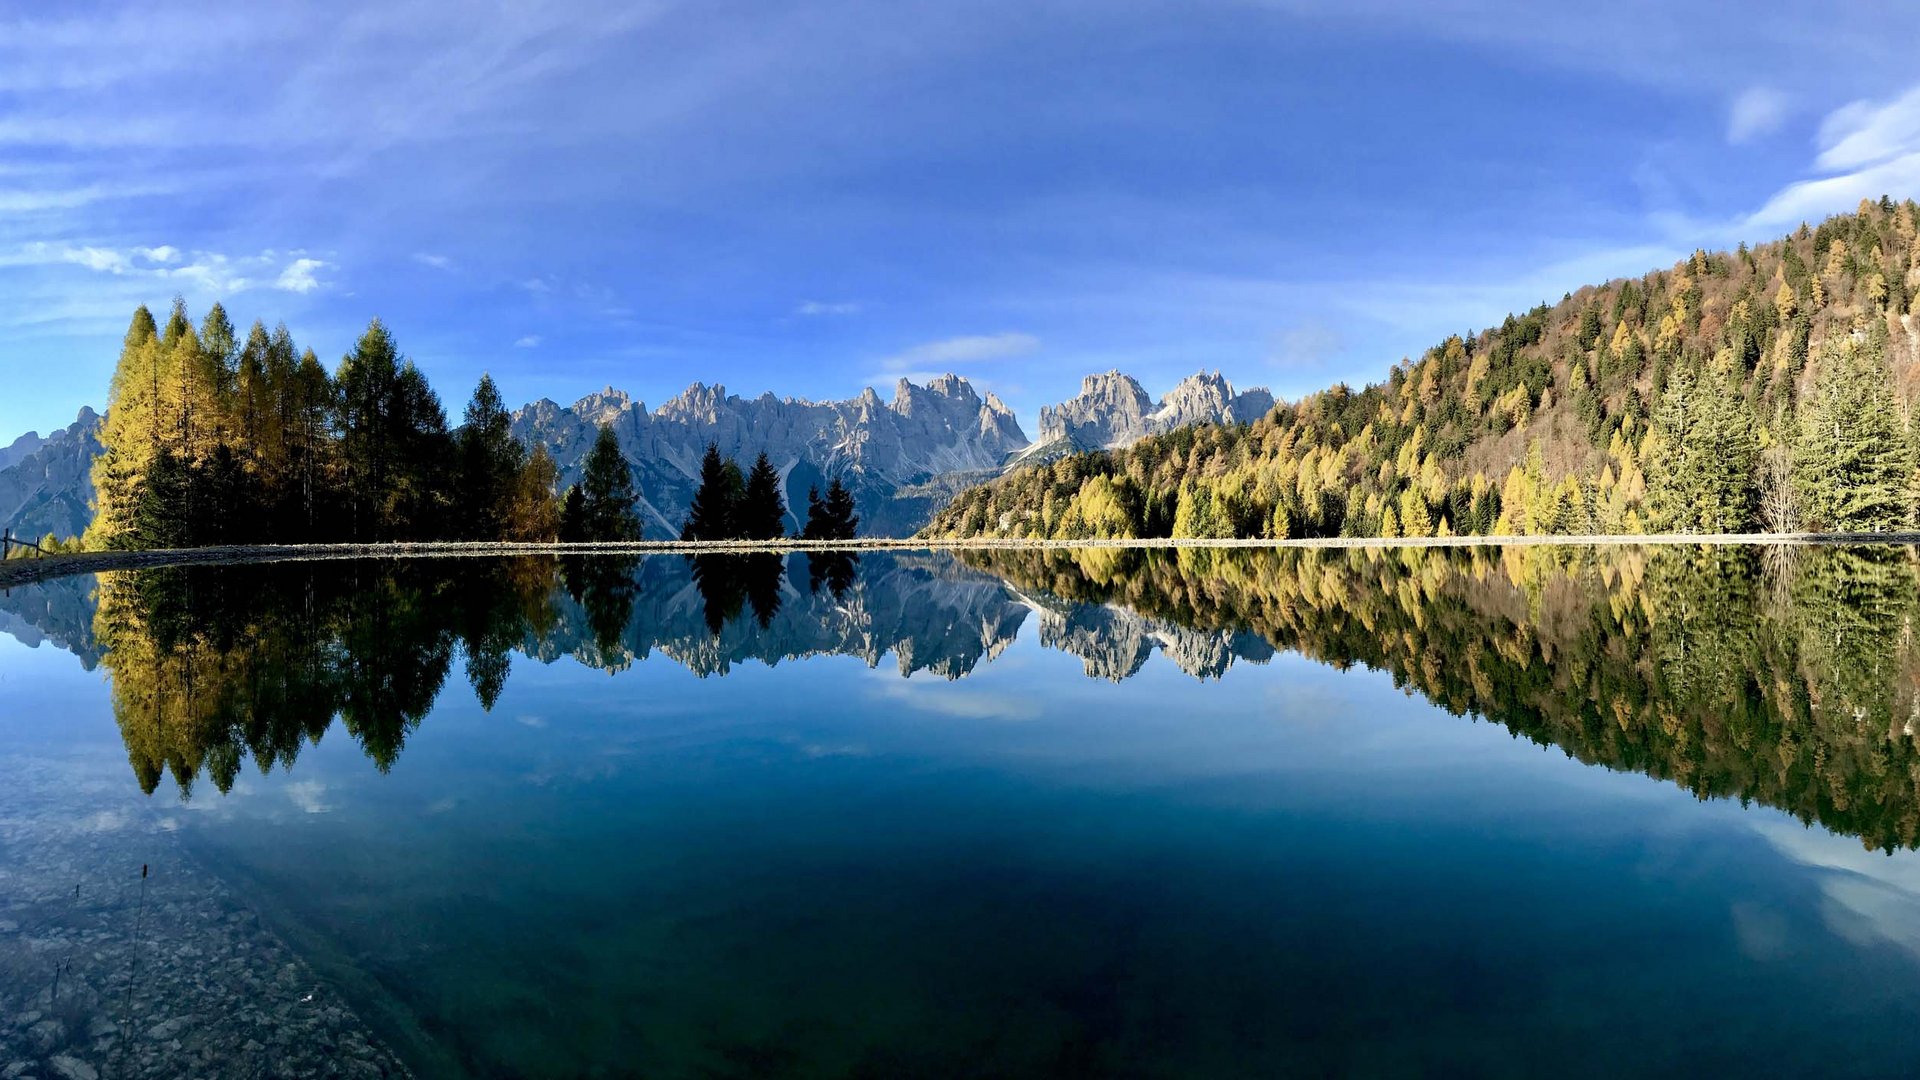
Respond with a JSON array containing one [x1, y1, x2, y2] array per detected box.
[[0, 370, 1273, 541], [510, 370, 1272, 536], [0, 407, 101, 542]]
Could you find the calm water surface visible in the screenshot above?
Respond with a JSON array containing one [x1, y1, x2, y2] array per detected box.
[[4, 546, 1920, 1077]]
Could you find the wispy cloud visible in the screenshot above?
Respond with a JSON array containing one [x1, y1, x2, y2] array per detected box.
[[1727, 86, 1788, 145], [514, 334, 542, 348], [796, 299, 860, 316], [7, 242, 333, 295], [413, 252, 455, 270], [881, 331, 1038, 372], [1746, 82, 1920, 227]]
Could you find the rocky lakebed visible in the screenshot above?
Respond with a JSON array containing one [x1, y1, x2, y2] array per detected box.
[[0, 762, 411, 1079]]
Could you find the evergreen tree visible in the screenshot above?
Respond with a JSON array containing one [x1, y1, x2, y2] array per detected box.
[[576, 425, 642, 540], [558, 485, 588, 543], [803, 476, 860, 540], [740, 451, 787, 540], [1793, 336, 1914, 531], [1643, 366, 1756, 532], [335, 319, 451, 540], [800, 485, 826, 539], [455, 374, 526, 540], [682, 442, 743, 540]]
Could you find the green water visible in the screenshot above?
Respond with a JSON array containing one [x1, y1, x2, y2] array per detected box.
[[6, 546, 1920, 1076]]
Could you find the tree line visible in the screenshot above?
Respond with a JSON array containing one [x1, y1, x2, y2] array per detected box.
[[88, 300, 644, 549], [925, 198, 1920, 541], [680, 442, 860, 541]]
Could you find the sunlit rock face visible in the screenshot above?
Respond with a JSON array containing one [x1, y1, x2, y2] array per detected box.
[[0, 406, 100, 542], [511, 375, 1030, 537], [1022, 371, 1274, 465], [513, 370, 1275, 537]]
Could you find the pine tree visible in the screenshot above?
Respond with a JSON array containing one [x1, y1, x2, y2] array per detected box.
[[818, 476, 860, 539], [558, 485, 587, 542], [1645, 366, 1756, 532], [334, 319, 450, 540], [682, 442, 742, 540], [740, 452, 787, 540], [578, 424, 642, 541], [1793, 335, 1914, 531], [455, 374, 525, 540], [800, 485, 827, 539]]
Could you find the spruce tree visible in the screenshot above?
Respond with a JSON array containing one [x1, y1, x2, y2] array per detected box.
[[1646, 365, 1756, 532], [682, 442, 742, 540], [455, 374, 525, 539], [578, 425, 643, 541], [1793, 335, 1914, 531], [809, 476, 859, 540], [740, 451, 787, 540], [800, 485, 827, 539]]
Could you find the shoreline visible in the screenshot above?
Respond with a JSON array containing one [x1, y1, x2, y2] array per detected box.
[[3, 531, 1916, 589]]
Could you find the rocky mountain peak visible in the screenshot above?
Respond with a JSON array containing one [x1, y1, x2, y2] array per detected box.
[[1036, 369, 1268, 451]]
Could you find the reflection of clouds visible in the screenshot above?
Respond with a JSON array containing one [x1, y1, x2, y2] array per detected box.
[[78, 809, 129, 833], [516, 714, 548, 729], [869, 679, 1041, 722], [284, 780, 330, 815], [1750, 819, 1920, 956], [1730, 901, 1790, 961]]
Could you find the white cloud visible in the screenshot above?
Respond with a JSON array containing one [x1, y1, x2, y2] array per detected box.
[[881, 331, 1038, 372], [1727, 86, 1787, 145], [515, 334, 542, 347], [1817, 85, 1920, 172], [274, 257, 328, 293], [1745, 81, 1920, 228], [413, 252, 454, 270], [796, 299, 860, 316], [284, 780, 330, 814], [8, 242, 332, 295]]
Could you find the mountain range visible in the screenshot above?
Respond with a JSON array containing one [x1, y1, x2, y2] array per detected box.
[[0, 370, 1271, 541], [0, 407, 101, 543]]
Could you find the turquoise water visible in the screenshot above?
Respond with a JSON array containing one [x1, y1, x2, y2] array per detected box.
[[6, 548, 1920, 1076]]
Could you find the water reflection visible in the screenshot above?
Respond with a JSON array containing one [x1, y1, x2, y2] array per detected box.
[[16, 544, 1920, 849]]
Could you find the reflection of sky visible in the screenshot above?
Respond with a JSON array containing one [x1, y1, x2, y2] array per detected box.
[[1748, 818, 1920, 958], [13, 589, 1920, 1074]]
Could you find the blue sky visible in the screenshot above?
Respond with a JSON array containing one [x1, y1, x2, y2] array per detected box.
[[5, 1, 1920, 440]]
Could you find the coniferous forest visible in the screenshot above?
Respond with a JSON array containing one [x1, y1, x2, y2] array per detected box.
[[87, 298, 638, 549], [925, 200, 1920, 541]]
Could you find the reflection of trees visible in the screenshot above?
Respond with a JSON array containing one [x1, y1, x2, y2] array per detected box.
[[805, 551, 858, 599], [88, 542, 1920, 850], [95, 559, 558, 796], [966, 544, 1920, 852], [688, 554, 787, 634], [562, 555, 640, 653]]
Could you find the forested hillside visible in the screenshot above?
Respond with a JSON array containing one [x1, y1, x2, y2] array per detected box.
[[925, 199, 1920, 540]]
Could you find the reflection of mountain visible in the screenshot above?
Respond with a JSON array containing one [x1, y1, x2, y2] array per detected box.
[[527, 553, 1032, 679], [14, 544, 1920, 853], [968, 545, 1920, 852], [0, 571, 100, 667]]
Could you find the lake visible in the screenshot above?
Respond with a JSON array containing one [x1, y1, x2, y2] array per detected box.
[[4, 544, 1920, 1077]]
